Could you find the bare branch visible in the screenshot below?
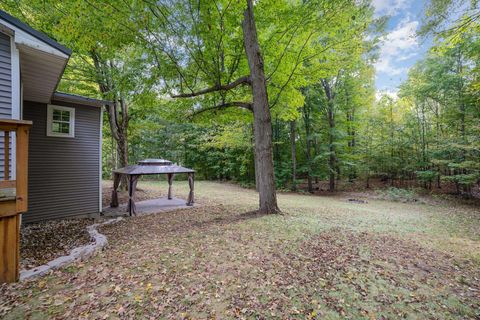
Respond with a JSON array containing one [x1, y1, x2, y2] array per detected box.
[[173, 76, 251, 98]]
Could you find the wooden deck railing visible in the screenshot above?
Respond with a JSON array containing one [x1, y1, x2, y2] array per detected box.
[[0, 119, 32, 283]]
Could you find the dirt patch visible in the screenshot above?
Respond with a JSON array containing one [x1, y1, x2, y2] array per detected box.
[[21, 219, 94, 270]]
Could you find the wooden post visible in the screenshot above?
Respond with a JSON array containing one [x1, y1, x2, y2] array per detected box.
[[127, 175, 139, 216], [186, 173, 194, 206], [0, 213, 20, 282], [16, 125, 29, 213], [0, 121, 31, 283], [167, 173, 174, 200], [4, 131, 9, 180]]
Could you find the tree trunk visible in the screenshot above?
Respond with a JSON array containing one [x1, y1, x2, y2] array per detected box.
[[251, 124, 259, 191], [274, 116, 280, 162], [105, 99, 129, 189], [322, 79, 336, 192], [116, 130, 128, 170], [242, 0, 279, 214], [290, 120, 297, 191], [328, 100, 335, 192], [116, 99, 129, 169], [302, 104, 313, 193], [346, 92, 356, 181], [456, 49, 466, 152], [314, 137, 319, 184], [91, 51, 129, 189]]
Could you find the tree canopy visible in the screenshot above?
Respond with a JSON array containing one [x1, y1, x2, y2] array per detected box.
[[0, 0, 478, 201]]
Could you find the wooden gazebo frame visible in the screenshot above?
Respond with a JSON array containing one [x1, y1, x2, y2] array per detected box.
[[109, 161, 195, 216]]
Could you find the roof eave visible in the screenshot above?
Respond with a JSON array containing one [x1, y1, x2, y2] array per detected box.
[[52, 92, 113, 107], [0, 10, 72, 56]]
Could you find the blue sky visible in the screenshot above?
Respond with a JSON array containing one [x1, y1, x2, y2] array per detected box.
[[372, 0, 430, 98]]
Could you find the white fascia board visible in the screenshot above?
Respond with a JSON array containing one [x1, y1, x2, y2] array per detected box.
[[0, 18, 69, 59]]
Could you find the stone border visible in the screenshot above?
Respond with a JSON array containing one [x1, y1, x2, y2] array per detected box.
[[20, 217, 123, 281]]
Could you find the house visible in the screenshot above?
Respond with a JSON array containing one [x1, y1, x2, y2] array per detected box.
[[0, 10, 107, 223]]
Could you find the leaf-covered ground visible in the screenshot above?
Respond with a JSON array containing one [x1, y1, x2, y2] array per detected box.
[[1, 181, 479, 319], [20, 219, 94, 270]]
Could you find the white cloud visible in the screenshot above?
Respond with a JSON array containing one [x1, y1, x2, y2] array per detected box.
[[374, 18, 419, 78], [382, 19, 419, 56], [371, 0, 410, 17], [374, 58, 407, 76], [397, 51, 418, 61], [376, 89, 399, 100]]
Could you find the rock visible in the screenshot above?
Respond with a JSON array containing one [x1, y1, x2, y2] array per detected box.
[[20, 217, 123, 281]]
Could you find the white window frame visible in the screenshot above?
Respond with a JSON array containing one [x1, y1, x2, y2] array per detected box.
[[46, 105, 75, 138]]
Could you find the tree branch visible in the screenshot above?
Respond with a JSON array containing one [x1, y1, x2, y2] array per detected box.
[[269, 30, 314, 109], [189, 101, 252, 118], [173, 76, 251, 98]]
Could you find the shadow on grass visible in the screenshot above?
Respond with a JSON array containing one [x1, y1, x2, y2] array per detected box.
[[189, 210, 272, 229]]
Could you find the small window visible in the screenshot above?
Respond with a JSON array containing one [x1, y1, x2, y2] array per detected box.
[[47, 105, 75, 138]]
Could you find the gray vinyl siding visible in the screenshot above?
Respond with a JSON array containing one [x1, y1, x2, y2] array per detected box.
[[0, 32, 11, 180], [23, 100, 101, 223], [0, 32, 11, 118]]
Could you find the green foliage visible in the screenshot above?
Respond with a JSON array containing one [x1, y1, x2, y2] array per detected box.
[[365, 18, 480, 195], [0, 0, 477, 196], [442, 173, 480, 188], [420, 0, 480, 37], [416, 170, 438, 184]]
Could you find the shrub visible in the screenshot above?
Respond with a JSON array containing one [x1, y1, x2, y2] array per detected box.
[[416, 170, 438, 189]]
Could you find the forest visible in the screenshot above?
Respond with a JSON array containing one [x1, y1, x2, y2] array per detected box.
[[1, 1, 480, 318], [1, 0, 479, 202]]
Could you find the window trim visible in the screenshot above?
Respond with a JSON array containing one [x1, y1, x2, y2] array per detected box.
[[46, 104, 75, 138]]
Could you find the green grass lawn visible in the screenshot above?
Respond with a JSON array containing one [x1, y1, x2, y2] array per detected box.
[[1, 181, 479, 319]]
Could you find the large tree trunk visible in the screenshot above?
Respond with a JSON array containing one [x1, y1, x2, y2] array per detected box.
[[290, 120, 297, 191], [251, 124, 259, 191], [105, 99, 129, 189], [91, 51, 129, 188], [115, 126, 128, 169], [242, 0, 280, 214], [114, 98, 129, 170]]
